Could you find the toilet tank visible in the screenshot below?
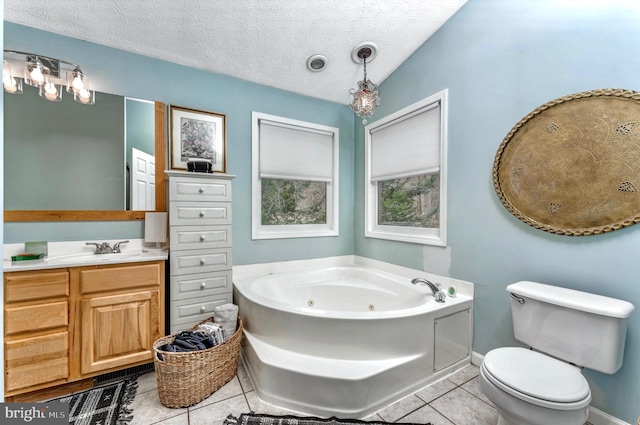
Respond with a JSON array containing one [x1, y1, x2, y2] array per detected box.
[[507, 281, 635, 374]]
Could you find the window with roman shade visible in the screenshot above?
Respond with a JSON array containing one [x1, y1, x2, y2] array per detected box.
[[365, 89, 448, 246], [252, 112, 339, 239]]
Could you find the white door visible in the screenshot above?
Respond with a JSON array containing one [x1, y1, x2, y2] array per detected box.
[[131, 147, 155, 210]]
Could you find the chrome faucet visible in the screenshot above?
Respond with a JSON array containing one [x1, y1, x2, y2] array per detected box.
[[113, 240, 129, 253], [411, 278, 446, 302], [86, 240, 129, 254]]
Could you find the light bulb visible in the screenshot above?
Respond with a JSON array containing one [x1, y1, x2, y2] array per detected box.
[[3, 71, 17, 93], [43, 82, 59, 101], [72, 74, 84, 92], [30, 66, 45, 85], [77, 88, 92, 104]]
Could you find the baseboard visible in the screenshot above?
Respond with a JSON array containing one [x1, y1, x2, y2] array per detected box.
[[472, 352, 631, 425], [471, 350, 484, 366], [587, 406, 631, 425]]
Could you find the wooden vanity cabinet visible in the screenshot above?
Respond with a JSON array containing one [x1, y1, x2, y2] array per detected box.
[[4, 260, 165, 398]]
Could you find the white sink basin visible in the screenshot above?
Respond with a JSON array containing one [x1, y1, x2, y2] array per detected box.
[[44, 251, 146, 264]]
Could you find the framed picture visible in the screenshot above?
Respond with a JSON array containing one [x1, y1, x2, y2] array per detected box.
[[170, 105, 226, 173]]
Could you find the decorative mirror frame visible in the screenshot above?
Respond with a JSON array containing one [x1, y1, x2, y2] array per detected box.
[[493, 89, 640, 236], [4, 102, 167, 222]]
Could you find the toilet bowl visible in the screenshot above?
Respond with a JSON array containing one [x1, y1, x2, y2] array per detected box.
[[479, 347, 590, 425]]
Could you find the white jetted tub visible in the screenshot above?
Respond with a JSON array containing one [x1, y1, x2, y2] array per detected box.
[[233, 258, 474, 418]]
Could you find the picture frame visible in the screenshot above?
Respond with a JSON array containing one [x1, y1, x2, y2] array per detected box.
[[170, 105, 226, 173]]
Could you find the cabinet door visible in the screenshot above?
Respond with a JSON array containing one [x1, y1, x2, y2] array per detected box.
[[80, 290, 160, 375]]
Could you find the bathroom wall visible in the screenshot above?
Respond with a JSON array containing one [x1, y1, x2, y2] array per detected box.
[[353, 0, 640, 422], [2, 21, 355, 264]]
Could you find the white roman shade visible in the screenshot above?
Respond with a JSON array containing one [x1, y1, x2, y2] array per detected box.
[[259, 119, 334, 182], [370, 101, 441, 181]]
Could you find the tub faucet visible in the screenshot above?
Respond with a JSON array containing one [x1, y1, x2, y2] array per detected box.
[[411, 278, 446, 303]]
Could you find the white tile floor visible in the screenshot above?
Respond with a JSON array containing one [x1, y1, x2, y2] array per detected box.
[[128, 363, 503, 425]]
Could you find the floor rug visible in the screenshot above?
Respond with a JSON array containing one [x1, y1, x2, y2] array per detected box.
[[224, 413, 431, 425], [46, 377, 138, 425]]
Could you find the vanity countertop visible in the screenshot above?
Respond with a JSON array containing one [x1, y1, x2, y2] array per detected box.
[[3, 239, 168, 272]]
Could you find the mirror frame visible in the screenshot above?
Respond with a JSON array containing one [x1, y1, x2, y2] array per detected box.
[[4, 102, 167, 222]]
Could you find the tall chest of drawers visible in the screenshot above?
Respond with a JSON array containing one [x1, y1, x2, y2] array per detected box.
[[166, 171, 235, 334]]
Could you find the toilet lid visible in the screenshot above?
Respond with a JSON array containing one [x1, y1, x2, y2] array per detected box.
[[483, 347, 590, 404]]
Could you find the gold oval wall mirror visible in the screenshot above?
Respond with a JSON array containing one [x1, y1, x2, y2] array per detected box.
[[4, 86, 166, 222]]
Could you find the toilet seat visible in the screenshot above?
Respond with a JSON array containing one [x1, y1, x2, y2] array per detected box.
[[482, 347, 591, 410]]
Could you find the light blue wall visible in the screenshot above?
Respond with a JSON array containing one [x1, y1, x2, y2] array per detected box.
[[355, 0, 640, 422], [3, 22, 355, 264]]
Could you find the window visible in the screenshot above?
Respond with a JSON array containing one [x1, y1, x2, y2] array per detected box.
[[365, 90, 447, 246], [252, 112, 339, 239]]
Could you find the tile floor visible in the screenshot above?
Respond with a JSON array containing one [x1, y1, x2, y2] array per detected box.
[[128, 363, 503, 425]]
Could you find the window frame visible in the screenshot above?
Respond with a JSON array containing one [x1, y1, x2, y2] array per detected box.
[[252, 111, 340, 240], [364, 89, 448, 246]]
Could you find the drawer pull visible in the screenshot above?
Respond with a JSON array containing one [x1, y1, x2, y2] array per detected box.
[[199, 211, 205, 217], [201, 282, 207, 289], [200, 306, 206, 312], [200, 259, 206, 265], [200, 235, 206, 241], [199, 187, 205, 193]]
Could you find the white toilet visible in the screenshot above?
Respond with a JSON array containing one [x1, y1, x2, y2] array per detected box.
[[479, 281, 635, 425]]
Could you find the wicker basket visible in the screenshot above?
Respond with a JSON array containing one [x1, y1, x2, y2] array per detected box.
[[153, 317, 242, 408]]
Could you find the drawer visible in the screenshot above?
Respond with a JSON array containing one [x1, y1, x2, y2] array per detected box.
[[79, 262, 162, 294], [170, 248, 232, 275], [5, 331, 69, 392], [170, 177, 231, 202], [170, 201, 231, 226], [5, 270, 69, 303], [170, 270, 232, 301], [170, 225, 231, 251], [169, 293, 233, 329], [5, 301, 68, 335]]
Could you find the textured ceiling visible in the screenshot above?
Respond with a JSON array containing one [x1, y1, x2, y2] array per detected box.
[[4, 0, 467, 104]]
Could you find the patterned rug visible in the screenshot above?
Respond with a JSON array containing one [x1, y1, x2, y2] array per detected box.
[[47, 377, 138, 425], [224, 413, 431, 425]]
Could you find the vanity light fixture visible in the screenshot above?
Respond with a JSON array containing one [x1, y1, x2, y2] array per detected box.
[[3, 50, 96, 105], [349, 43, 381, 125]]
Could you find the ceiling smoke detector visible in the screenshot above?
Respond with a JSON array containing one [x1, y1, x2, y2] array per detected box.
[[307, 54, 327, 72]]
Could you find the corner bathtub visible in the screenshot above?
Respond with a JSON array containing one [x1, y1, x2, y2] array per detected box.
[[234, 264, 473, 418]]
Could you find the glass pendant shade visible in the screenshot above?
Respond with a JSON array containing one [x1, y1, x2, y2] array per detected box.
[[3, 60, 23, 94], [66, 67, 87, 94], [74, 87, 95, 105], [39, 78, 63, 102], [24, 59, 48, 87]]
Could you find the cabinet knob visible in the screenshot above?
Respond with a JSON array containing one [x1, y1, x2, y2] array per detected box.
[[201, 282, 207, 289], [200, 235, 206, 241], [199, 187, 205, 193], [200, 306, 206, 312], [200, 258, 206, 265], [199, 211, 205, 217]]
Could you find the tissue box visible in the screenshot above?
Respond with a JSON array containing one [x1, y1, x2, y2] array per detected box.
[[25, 241, 48, 257]]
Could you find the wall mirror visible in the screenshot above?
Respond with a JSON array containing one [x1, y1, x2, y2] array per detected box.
[[4, 85, 166, 222]]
